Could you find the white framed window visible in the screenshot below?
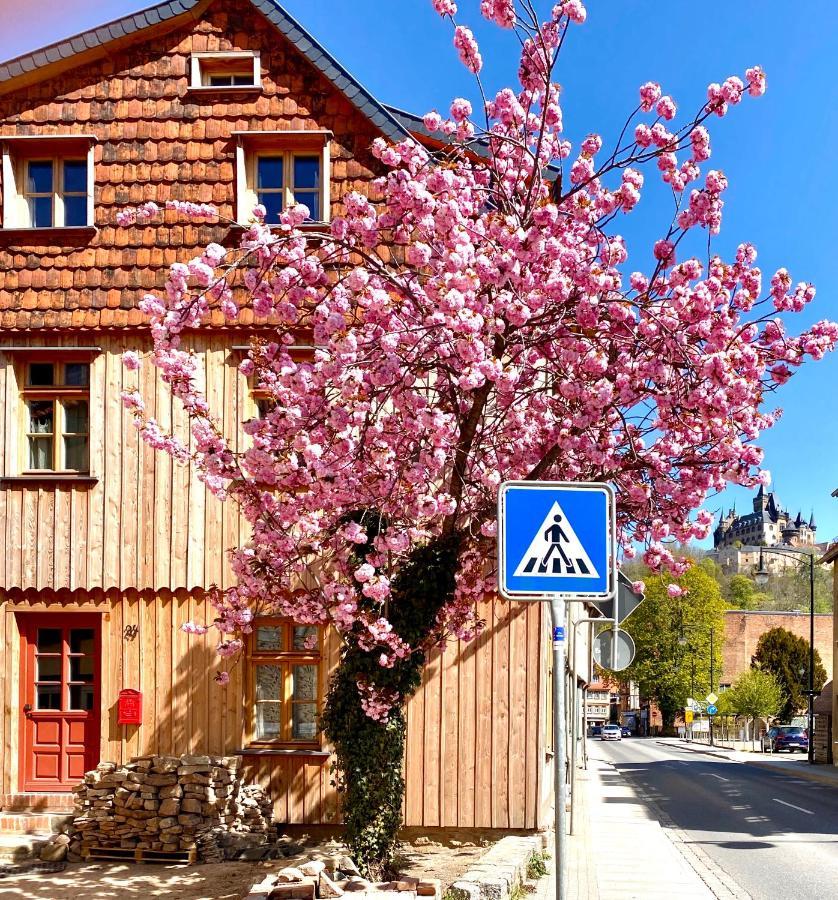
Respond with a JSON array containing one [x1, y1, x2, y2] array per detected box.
[[234, 132, 331, 225], [20, 359, 90, 473], [190, 51, 261, 89], [1, 137, 95, 230]]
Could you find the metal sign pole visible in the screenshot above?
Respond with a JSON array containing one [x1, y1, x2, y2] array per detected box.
[[550, 596, 567, 900]]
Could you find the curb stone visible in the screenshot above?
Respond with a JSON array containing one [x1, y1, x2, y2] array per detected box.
[[455, 834, 546, 900]]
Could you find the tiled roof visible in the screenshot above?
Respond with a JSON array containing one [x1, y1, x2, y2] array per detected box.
[[0, 0, 409, 145]]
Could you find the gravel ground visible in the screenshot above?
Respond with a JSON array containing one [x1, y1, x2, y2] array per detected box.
[[0, 839, 493, 899]]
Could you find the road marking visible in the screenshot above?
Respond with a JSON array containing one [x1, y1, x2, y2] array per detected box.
[[773, 798, 814, 815], [709, 773, 729, 782]]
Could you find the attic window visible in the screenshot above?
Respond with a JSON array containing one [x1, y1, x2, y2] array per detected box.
[[190, 52, 261, 90]]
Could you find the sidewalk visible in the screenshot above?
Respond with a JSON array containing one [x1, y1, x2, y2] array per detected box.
[[655, 737, 838, 786], [538, 745, 730, 899]]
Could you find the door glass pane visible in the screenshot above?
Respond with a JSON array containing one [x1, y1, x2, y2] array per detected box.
[[257, 157, 283, 190], [259, 191, 283, 223], [69, 684, 94, 710], [255, 702, 281, 739], [37, 628, 62, 653], [37, 656, 62, 682], [64, 363, 90, 387], [70, 628, 94, 655], [292, 664, 317, 701], [255, 626, 282, 651], [292, 703, 318, 739], [63, 436, 89, 471], [63, 195, 88, 227], [69, 656, 94, 682], [63, 160, 87, 194], [37, 685, 61, 710], [27, 400, 54, 433], [28, 437, 54, 470], [292, 626, 318, 651], [29, 195, 53, 228], [63, 399, 88, 433], [27, 160, 53, 193], [293, 156, 320, 189], [27, 363, 54, 386]]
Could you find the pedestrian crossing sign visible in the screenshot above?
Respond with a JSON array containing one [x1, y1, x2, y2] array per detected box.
[[497, 481, 615, 599]]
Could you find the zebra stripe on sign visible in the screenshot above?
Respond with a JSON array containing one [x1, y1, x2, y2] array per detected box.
[[512, 500, 600, 579]]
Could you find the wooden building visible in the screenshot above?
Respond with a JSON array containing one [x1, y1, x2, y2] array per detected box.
[[0, 0, 553, 831]]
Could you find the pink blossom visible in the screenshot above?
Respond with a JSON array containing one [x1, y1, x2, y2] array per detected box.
[[122, 350, 141, 371], [214, 671, 231, 685], [666, 584, 685, 598], [450, 97, 472, 123], [745, 66, 766, 97], [639, 81, 662, 112], [653, 239, 676, 266], [453, 26, 483, 74], [423, 110, 442, 132], [481, 0, 515, 27], [431, 0, 457, 15], [656, 96, 676, 120]]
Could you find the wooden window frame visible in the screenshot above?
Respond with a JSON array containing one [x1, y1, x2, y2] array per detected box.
[[246, 618, 323, 749], [234, 132, 331, 225], [19, 357, 91, 475], [189, 51, 261, 90], [1, 138, 95, 230]]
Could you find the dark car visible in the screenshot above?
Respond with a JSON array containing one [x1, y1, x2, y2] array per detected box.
[[621, 725, 632, 737], [768, 725, 809, 753], [589, 725, 602, 737]]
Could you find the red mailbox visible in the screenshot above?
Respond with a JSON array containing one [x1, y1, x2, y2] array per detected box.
[[117, 689, 142, 725]]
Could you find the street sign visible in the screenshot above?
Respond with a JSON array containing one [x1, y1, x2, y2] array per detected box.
[[707, 704, 718, 716], [685, 710, 694, 724], [706, 693, 718, 706], [589, 570, 644, 622], [592, 628, 636, 671], [497, 481, 616, 599]]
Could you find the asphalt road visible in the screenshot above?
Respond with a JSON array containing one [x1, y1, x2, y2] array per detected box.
[[596, 738, 838, 900]]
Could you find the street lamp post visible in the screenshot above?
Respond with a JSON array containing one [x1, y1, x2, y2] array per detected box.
[[679, 626, 716, 745], [755, 546, 816, 765]]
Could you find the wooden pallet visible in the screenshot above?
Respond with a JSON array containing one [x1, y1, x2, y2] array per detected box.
[[83, 846, 197, 864]]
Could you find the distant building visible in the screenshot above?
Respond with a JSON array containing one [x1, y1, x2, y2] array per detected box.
[[710, 486, 826, 575], [720, 610, 834, 689], [714, 486, 817, 550]]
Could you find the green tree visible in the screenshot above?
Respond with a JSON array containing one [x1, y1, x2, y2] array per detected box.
[[728, 574, 758, 609], [620, 561, 727, 732], [752, 627, 827, 721], [724, 669, 785, 748]]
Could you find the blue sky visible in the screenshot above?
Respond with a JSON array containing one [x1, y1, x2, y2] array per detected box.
[[2, 0, 836, 546]]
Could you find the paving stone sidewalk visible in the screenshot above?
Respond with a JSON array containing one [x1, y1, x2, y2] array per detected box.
[[536, 746, 722, 899]]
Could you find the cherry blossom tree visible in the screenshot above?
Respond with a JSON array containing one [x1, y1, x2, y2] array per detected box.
[[120, 0, 836, 871]]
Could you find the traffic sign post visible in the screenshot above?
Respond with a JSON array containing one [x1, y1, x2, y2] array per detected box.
[[498, 481, 617, 900]]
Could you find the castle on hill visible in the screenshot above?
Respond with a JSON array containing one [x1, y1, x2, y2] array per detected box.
[[710, 486, 822, 576], [714, 485, 817, 550]]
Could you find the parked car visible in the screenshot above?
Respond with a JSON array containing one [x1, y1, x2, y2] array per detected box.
[[589, 725, 602, 737], [767, 725, 809, 753], [621, 725, 632, 737], [601, 724, 622, 741]]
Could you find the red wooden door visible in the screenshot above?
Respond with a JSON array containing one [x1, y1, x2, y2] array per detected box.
[[20, 615, 101, 791]]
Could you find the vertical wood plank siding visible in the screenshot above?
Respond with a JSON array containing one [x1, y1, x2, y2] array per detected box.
[[0, 589, 546, 828]]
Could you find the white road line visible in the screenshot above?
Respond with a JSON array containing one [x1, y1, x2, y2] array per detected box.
[[709, 773, 729, 782], [773, 798, 814, 815]]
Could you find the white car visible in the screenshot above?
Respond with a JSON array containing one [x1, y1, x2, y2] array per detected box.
[[600, 724, 622, 741]]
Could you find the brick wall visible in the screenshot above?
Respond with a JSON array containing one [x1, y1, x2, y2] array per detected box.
[[721, 610, 834, 684]]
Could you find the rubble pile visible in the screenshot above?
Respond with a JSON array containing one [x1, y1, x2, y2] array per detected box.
[[66, 754, 273, 861]]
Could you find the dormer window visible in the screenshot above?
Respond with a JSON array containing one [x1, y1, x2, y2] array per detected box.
[[190, 52, 261, 90]]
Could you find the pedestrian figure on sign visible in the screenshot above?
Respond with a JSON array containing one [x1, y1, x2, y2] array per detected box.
[[538, 514, 575, 574]]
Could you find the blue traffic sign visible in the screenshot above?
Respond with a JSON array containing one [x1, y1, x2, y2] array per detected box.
[[707, 705, 718, 716], [498, 481, 615, 599]]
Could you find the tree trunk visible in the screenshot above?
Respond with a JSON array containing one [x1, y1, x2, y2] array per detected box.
[[320, 532, 462, 877]]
